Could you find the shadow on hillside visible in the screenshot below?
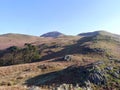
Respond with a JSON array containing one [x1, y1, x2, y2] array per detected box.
[[41, 36, 104, 61], [25, 65, 87, 86], [40, 36, 95, 61], [40, 43, 81, 61]]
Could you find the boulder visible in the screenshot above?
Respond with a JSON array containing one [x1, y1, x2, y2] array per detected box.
[[64, 55, 71, 61]]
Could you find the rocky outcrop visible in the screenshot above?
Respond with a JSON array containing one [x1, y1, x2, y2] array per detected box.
[[87, 65, 107, 85], [26, 60, 120, 89]]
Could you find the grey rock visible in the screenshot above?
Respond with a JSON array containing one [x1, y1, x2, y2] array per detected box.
[[64, 55, 71, 61], [88, 65, 107, 85], [112, 72, 119, 78], [105, 66, 113, 71]]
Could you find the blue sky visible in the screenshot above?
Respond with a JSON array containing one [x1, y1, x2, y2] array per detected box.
[[0, 0, 120, 36]]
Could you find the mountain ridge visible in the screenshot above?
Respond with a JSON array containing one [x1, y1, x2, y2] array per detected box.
[[0, 30, 120, 37], [40, 31, 65, 38], [78, 30, 120, 37]]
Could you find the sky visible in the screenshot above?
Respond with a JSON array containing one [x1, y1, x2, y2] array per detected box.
[[0, 0, 120, 36]]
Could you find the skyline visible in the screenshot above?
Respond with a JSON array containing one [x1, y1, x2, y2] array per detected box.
[[0, 0, 120, 36], [0, 30, 120, 36]]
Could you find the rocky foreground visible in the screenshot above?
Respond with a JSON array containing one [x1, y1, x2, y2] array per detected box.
[[25, 58, 120, 90]]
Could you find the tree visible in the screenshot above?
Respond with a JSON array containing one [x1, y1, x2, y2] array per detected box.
[[6, 46, 19, 64], [23, 43, 40, 63]]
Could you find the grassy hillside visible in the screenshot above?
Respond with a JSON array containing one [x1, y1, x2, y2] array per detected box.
[[0, 31, 120, 90], [77, 31, 120, 58], [0, 33, 53, 50]]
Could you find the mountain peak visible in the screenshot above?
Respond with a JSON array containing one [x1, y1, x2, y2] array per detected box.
[[78, 30, 113, 37], [40, 31, 64, 38]]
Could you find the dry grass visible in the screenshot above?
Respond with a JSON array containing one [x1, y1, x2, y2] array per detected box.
[[0, 34, 53, 50], [0, 59, 71, 87], [0, 86, 27, 90]]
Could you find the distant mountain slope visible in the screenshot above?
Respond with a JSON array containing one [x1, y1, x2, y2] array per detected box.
[[78, 30, 120, 42], [40, 31, 64, 38], [0, 33, 52, 50], [1, 33, 39, 39], [77, 31, 120, 58], [78, 31, 100, 37], [78, 30, 120, 38]]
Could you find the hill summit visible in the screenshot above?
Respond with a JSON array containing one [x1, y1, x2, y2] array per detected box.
[[78, 30, 109, 37], [40, 31, 64, 38]]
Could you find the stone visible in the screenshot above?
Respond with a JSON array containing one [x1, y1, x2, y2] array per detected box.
[[28, 86, 40, 90], [112, 72, 119, 78], [88, 66, 107, 85], [64, 55, 71, 61], [105, 66, 113, 71]]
